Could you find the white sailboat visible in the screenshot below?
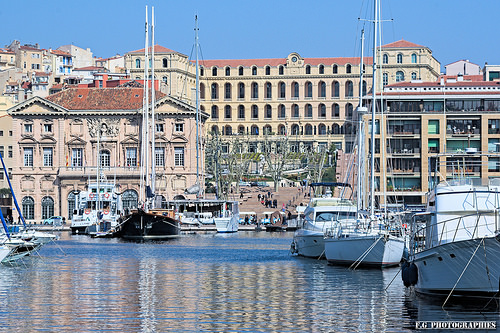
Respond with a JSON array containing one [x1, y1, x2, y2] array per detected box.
[[323, 0, 405, 268]]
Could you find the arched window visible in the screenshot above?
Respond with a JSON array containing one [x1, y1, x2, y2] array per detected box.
[[265, 82, 272, 99], [345, 103, 354, 118], [211, 105, 219, 119], [200, 67, 204, 76], [68, 191, 76, 220], [332, 103, 340, 118], [251, 125, 259, 135], [238, 105, 245, 119], [224, 125, 232, 135], [265, 66, 271, 75], [278, 104, 286, 119], [333, 123, 341, 134], [99, 149, 111, 168], [318, 104, 326, 118], [263, 125, 272, 135], [22, 196, 34, 220], [238, 66, 244, 76], [212, 67, 218, 76], [411, 72, 417, 80], [345, 81, 353, 97], [41, 196, 54, 220], [383, 54, 389, 64], [291, 124, 300, 135], [162, 76, 167, 84], [396, 71, 405, 82], [397, 53, 403, 64], [162, 58, 168, 67], [200, 83, 205, 99], [225, 66, 231, 76], [292, 82, 299, 98], [224, 83, 232, 99], [224, 105, 232, 119], [251, 105, 259, 119], [122, 190, 138, 211], [265, 104, 272, 119], [362, 80, 367, 96], [279, 82, 286, 98], [306, 65, 311, 74], [251, 82, 258, 99], [305, 81, 312, 98], [318, 124, 327, 135], [411, 53, 417, 63], [279, 65, 284, 75], [211, 83, 218, 99], [383, 73, 388, 86], [305, 124, 313, 135], [346, 64, 352, 74], [292, 104, 299, 118], [238, 82, 245, 99], [305, 104, 313, 118], [318, 81, 326, 98], [238, 125, 245, 135], [278, 125, 286, 135], [211, 125, 219, 135], [332, 81, 339, 98], [252, 66, 257, 75], [135, 59, 141, 68], [319, 64, 324, 74], [332, 64, 338, 74]]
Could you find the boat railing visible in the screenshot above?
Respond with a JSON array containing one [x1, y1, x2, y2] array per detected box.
[[410, 209, 499, 256]]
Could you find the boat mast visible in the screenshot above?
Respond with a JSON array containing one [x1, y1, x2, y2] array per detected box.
[[140, 6, 149, 208], [356, 29, 365, 214], [195, 15, 200, 198], [151, 6, 156, 205], [370, 0, 378, 219]]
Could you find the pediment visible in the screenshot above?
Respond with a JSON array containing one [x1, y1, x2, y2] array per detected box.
[[171, 134, 188, 143], [154, 134, 168, 143], [121, 135, 139, 145], [67, 136, 87, 146], [8, 96, 67, 115], [39, 135, 57, 144], [19, 136, 38, 145]]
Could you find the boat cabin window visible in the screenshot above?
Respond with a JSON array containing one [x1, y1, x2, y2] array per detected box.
[[315, 211, 355, 221]]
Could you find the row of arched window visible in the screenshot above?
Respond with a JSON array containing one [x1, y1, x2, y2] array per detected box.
[[201, 63, 358, 77], [383, 53, 418, 65], [201, 80, 366, 100], [211, 123, 356, 136], [209, 103, 355, 120], [21, 196, 54, 220], [135, 58, 169, 69]]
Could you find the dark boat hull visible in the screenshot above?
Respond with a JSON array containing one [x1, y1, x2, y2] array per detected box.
[[118, 209, 180, 240]]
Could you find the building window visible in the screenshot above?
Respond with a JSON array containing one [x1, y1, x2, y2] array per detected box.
[[200, 67, 204, 76], [238, 105, 245, 119], [345, 103, 354, 118], [224, 83, 232, 99], [411, 53, 417, 63], [318, 104, 326, 118], [252, 66, 257, 75], [211, 126, 219, 135], [251, 105, 259, 119], [306, 65, 311, 74], [411, 72, 417, 80], [292, 82, 299, 98], [42, 123, 52, 133], [211, 83, 218, 99], [238, 126, 245, 135], [211, 105, 219, 119], [200, 83, 205, 99], [136, 59, 141, 68], [174, 147, 184, 166], [8, 131, 12, 137], [22, 196, 35, 220], [305, 104, 312, 118], [175, 123, 184, 132], [383, 73, 388, 86], [238, 66, 244, 76], [383, 54, 389, 64], [397, 53, 403, 64], [126, 147, 137, 167], [265, 82, 272, 99], [332, 64, 338, 74], [345, 81, 353, 97], [265, 66, 270, 75], [305, 124, 313, 135], [265, 105, 272, 119], [251, 125, 259, 135], [225, 67, 231, 76], [156, 123, 164, 132], [279, 65, 284, 75], [332, 103, 340, 118], [155, 147, 165, 167], [292, 104, 299, 118], [251, 82, 258, 99], [225, 105, 232, 119], [318, 81, 326, 98], [396, 71, 405, 82], [68, 192, 76, 221], [224, 125, 232, 135], [43, 147, 53, 167], [332, 81, 339, 98], [212, 67, 217, 76], [319, 65, 324, 74], [24, 123, 33, 133], [162, 76, 167, 84], [278, 104, 286, 119], [71, 148, 83, 167], [279, 82, 286, 99], [8, 146, 12, 158], [100, 150, 110, 168], [0, 131, 3, 136], [305, 82, 312, 98], [238, 82, 245, 99], [346, 64, 352, 74], [122, 190, 138, 211], [24, 147, 33, 167], [162, 58, 168, 67], [41, 196, 54, 220]]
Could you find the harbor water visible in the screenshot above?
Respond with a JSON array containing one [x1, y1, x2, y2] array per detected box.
[[0, 231, 498, 332]]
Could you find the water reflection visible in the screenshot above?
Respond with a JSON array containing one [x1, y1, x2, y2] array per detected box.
[[0, 232, 496, 332]]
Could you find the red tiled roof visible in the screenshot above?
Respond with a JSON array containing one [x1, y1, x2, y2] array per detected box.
[[51, 84, 63, 90], [19, 45, 41, 52], [73, 66, 106, 71], [381, 39, 424, 49], [128, 44, 178, 54], [386, 80, 500, 88], [198, 56, 373, 68], [0, 48, 14, 54], [34, 72, 50, 76], [51, 49, 71, 56], [45, 87, 166, 110], [437, 74, 484, 82]]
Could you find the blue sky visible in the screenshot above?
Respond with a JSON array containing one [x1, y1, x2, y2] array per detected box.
[[1, 0, 499, 73]]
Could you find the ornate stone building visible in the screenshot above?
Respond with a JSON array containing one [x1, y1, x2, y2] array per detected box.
[[8, 83, 207, 222]]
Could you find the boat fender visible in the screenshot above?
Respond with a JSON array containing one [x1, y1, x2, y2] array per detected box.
[[290, 240, 297, 254], [401, 261, 411, 287], [408, 263, 418, 286]]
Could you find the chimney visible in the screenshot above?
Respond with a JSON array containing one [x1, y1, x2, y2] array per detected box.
[[440, 77, 444, 85]]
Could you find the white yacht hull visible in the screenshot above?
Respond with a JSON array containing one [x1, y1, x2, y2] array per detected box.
[[413, 236, 500, 297], [292, 229, 325, 258], [215, 216, 238, 233], [325, 234, 405, 267]]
